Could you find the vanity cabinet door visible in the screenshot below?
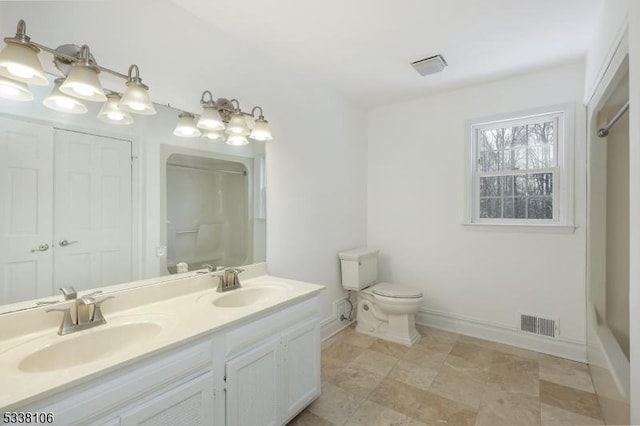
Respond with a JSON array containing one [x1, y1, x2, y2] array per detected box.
[[280, 318, 321, 424], [225, 338, 280, 426], [119, 370, 215, 426]]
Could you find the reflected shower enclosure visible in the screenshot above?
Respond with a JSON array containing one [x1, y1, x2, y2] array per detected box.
[[166, 153, 251, 273]]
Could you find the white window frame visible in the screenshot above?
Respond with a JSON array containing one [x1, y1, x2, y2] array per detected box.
[[465, 104, 575, 230]]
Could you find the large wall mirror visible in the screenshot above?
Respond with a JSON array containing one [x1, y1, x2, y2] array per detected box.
[[0, 83, 267, 313]]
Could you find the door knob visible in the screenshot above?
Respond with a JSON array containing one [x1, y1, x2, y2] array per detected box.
[[30, 243, 49, 253], [59, 239, 78, 247]]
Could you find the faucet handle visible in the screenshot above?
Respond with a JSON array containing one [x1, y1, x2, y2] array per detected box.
[[201, 264, 214, 273], [90, 296, 114, 323], [80, 290, 103, 304], [230, 267, 245, 274], [46, 307, 74, 335], [59, 286, 77, 300]]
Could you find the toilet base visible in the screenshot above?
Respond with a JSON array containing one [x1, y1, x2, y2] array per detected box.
[[355, 294, 421, 347]]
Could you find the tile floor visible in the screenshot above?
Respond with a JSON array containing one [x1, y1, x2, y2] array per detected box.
[[288, 325, 604, 426]]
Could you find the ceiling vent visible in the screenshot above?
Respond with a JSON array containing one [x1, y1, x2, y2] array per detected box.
[[411, 54, 447, 76]]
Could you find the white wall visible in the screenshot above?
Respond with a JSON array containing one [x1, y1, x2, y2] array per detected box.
[[368, 62, 587, 357], [0, 1, 367, 326]]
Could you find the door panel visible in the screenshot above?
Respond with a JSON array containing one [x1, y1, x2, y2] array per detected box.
[[0, 118, 54, 304], [54, 130, 132, 292], [226, 338, 280, 426]]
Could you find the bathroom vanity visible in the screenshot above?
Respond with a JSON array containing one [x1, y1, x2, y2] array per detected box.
[[0, 263, 323, 425]]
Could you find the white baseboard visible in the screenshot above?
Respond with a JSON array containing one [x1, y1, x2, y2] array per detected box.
[[320, 315, 351, 341], [416, 308, 587, 363]]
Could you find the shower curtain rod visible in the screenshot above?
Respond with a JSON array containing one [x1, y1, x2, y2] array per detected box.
[[167, 162, 247, 176], [598, 101, 629, 137]]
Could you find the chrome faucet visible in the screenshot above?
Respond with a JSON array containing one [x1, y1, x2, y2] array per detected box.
[[211, 267, 244, 292], [46, 287, 114, 335]]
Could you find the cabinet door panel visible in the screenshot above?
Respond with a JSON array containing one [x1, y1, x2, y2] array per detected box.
[[226, 338, 279, 426], [281, 318, 321, 423], [120, 371, 214, 426]]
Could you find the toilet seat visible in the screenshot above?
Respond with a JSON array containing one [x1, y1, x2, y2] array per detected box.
[[370, 282, 422, 299]]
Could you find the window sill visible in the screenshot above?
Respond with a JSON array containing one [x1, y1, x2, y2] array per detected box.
[[461, 223, 577, 234]]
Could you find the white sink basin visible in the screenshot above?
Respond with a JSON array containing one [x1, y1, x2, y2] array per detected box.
[[18, 321, 165, 373], [211, 285, 289, 308]]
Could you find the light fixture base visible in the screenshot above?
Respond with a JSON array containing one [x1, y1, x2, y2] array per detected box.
[[53, 44, 97, 76]]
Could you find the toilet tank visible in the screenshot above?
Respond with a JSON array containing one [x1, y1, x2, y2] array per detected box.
[[338, 248, 379, 290]]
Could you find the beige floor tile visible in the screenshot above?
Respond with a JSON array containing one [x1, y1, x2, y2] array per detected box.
[[413, 392, 477, 426], [541, 402, 605, 425], [539, 354, 595, 393], [345, 399, 416, 426], [387, 359, 439, 391], [308, 381, 364, 425], [323, 340, 366, 364], [487, 357, 539, 396], [369, 378, 430, 419], [369, 339, 411, 358], [443, 354, 490, 383], [351, 349, 399, 376], [340, 328, 378, 349], [540, 380, 603, 421], [402, 345, 450, 370], [322, 327, 351, 350], [428, 364, 487, 408], [287, 408, 335, 426], [596, 394, 631, 426], [324, 364, 385, 399], [321, 354, 344, 379], [448, 341, 498, 368], [475, 383, 541, 426]]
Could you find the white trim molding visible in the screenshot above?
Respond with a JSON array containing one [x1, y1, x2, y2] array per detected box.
[[416, 307, 587, 362]]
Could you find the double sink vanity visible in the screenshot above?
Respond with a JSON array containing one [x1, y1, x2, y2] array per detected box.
[[0, 263, 324, 425]]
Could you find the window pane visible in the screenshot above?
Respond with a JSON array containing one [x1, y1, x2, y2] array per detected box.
[[528, 121, 554, 146], [480, 176, 500, 196], [501, 176, 514, 196], [528, 197, 553, 219], [511, 147, 527, 170], [479, 151, 502, 172], [514, 197, 527, 218], [528, 173, 553, 196], [479, 130, 497, 151], [528, 146, 554, 169], [480, 198, 501, 218], [511, 125, 528, 147], [514, 175, 527, 195], [503, 197, 515, 218]]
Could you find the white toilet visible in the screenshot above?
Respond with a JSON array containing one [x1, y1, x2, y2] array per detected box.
[[338, 248, 423, 346]]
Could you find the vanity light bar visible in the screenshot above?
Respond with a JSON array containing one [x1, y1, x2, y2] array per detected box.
[[0, 19, 155, 120], [173, 92, 274, 145], [0, 19, 273, 143]]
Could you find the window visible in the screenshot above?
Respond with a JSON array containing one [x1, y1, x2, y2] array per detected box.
[[468, 108, 573, 226]]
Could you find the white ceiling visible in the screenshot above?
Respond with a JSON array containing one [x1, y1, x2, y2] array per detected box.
[[172, 0, 604, 107]]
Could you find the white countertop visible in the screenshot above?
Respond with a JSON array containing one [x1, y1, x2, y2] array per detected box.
[[0, 264, 325, 410]]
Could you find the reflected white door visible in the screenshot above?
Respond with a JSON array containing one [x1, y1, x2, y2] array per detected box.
[[0, 118, 54, 304], [53, 130, 132, 292]]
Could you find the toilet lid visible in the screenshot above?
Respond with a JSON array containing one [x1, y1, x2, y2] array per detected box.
[[371, 283, 422, 298]]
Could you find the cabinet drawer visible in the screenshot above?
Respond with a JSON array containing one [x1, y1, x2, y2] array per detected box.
[[225, 296, 319, 358], [22, 337, 213, 425]]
